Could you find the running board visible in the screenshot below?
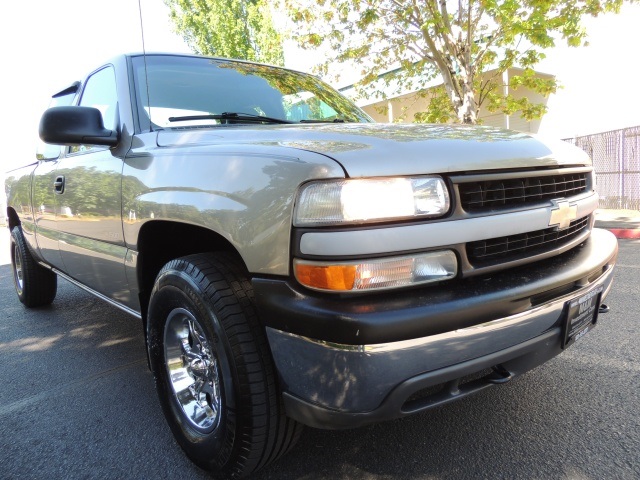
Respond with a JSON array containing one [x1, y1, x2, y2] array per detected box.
[[53, 269, 142, 320]]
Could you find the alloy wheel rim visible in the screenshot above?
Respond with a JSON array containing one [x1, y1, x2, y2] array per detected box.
[[164, 308, 222, 433], [13, 243, 24, 295]]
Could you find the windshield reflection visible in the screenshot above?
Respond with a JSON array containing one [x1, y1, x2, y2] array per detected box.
[[132, 55, 372, 129]]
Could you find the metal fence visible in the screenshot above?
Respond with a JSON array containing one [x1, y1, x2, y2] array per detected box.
[[564, 126, 640, 210]]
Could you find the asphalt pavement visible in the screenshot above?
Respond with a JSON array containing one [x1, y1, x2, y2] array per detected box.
[[0, 220, 638, 479]]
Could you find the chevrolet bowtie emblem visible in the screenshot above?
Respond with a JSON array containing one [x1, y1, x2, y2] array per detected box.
[[549, 201, 578, 229]]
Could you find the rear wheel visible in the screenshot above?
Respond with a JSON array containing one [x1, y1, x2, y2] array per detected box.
[[147, 253, 302, 478], [10, 226, 57, 307]]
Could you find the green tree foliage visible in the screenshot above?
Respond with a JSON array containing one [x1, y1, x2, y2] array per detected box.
[[282, 0, 629, 124], [165, 0, 285, 66]]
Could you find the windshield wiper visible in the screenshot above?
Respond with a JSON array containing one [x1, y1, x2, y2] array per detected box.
[[168, 112, 294, 124], [299, 118, 346, 123]]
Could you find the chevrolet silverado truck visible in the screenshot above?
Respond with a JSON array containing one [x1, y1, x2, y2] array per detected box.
[[5, 53, 618, 478]]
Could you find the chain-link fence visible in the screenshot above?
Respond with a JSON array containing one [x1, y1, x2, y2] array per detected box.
[[564, 126, 640, 210]]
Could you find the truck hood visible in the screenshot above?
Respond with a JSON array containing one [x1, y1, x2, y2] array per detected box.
[[156, 123, 590, 177]]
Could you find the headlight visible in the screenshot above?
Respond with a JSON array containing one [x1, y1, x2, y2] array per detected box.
[[294, 176, 450, 226], [294, 250, 457, 292]]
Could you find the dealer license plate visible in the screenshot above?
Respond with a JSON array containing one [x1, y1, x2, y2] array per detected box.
[[562, 284, 604, 349]]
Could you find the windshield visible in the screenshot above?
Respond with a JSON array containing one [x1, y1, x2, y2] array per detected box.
[[132, 55, 372, 129]]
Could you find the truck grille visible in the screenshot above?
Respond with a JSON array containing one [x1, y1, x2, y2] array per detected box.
[[459, 173, 588, 212], [467, 216, 590, 266]]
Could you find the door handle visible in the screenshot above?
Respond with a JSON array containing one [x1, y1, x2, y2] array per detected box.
[[53, 175, 65, 194]]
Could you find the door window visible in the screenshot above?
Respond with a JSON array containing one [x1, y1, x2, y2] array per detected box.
[[70, 66, 117, 154]]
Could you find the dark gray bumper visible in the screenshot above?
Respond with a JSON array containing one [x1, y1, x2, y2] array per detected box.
[[260, 229, 617, 429]]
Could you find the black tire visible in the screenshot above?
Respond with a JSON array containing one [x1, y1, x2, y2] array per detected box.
[[147, 253, 302, 478], [10, 226, 57, 307]]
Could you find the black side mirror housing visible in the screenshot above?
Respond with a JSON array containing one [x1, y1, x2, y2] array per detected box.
[[39, 106, 119, 147]]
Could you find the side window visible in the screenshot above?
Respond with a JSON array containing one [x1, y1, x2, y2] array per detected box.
[[36, 83, 79, 160], [70, 66, 117, 154]]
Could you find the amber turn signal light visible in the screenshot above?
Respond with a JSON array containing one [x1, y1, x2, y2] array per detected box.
[[294, 251, 457, 293], [294, 263, 357, 291]]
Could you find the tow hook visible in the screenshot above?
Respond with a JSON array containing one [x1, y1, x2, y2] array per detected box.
[[487, 365, 513, 384], [599, 304, 610, 314]]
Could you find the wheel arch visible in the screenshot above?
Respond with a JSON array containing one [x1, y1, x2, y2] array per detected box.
[[6, 207, 21, 231], [135, 220, 246, 326]]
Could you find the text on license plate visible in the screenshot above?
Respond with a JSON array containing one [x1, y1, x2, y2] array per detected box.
[[562, 284, 604, 349]]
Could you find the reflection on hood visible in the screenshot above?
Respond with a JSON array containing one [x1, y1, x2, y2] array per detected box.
[[156, 123, 590, 178]]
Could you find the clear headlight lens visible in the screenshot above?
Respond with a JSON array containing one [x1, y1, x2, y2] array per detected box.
[[294, 176, 450, 226], [294, 250, 458, 293]]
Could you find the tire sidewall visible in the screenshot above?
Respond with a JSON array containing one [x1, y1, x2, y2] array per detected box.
[[9, 226, 57, 308], [11, 227, 29, 302], [147, 267, 238, 472]]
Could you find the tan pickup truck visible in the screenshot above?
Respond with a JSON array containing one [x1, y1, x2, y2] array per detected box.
[[5, 53, 617, 478]]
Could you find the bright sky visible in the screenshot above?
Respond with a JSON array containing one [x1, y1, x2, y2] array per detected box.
[[536, 3, 640, 138], [1, 1, 638, 176]]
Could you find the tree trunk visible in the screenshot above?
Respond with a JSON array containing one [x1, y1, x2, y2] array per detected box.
[[441, 75, 478, 124], [457, 82, 477, 124]]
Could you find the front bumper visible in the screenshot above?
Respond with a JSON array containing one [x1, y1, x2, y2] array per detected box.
[[255, 229, 618, 429]]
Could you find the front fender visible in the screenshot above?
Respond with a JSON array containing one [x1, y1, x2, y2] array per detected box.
[[122, 139, 345, 276]]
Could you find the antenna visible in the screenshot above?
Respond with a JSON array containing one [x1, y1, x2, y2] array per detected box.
[[138, 0, 153, 131]]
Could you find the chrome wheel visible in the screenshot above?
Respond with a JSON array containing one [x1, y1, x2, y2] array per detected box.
[[149, 254, 302, 475], [9, 226, 57, 307], [164, 308, 222, 432], [13, 242, 24, 295]]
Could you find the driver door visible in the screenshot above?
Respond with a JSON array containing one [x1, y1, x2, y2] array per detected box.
[[54, 66, 131, 304]]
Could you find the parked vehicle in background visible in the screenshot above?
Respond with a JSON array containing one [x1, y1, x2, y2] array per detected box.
[[5, 53, 617, 478]]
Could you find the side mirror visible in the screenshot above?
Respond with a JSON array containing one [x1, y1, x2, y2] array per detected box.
[[39, 106, 119, 147]]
